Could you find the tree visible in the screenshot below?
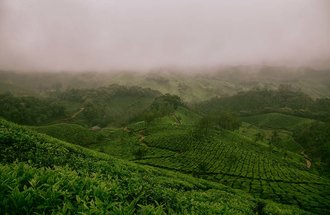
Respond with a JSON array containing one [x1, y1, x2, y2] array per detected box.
[[293, 122, 330, 174], [193, 116, 213, 139], [144, 111, 157, 127], [216, 111, 241, 131], [148, 94, 184, 117], [269, 130, 280, 154]]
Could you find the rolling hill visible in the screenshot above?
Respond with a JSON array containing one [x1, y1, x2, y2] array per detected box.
[[83, 108, 330, 214], [1, 67, 329, 102], [0, 119, 312, 214], [29, 123, 105, 146], [1, 74, 330, 214], [241, 113, 316, 131]]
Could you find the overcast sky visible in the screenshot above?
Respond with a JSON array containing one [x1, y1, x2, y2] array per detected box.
[[0, 0, 329, 71]]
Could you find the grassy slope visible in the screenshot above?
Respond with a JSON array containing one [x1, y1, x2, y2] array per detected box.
[[51, 85, 161, 127], [238, 122, 303, 153], [83, 108, 330, 214], [241, 113, 315, 131], [29, 123, 104, 146], [0, 118, 311, 214]]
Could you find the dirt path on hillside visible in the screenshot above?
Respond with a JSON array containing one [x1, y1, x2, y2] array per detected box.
[[139, 134, 145, 143], [70, 107, 85, 119], [172, 113, 181, 124], [61, 107, 85, 122], [301, 151, 312, 169]]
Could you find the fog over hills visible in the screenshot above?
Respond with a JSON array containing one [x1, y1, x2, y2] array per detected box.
[[1, 2, 330, 214], [1, 0, 330, 71]]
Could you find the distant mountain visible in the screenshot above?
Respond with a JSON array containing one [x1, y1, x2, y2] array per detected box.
[[1, 66, 329, 102]]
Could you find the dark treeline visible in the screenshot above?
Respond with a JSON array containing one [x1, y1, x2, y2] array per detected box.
[[56, 85, 161, 127], [2, 85, 330, 127], [142, 94, 184, 124], [0, 85, 161, 126], [0, 93, 65, 125], [293, 122, 330, 176], [195, 87, 330, 122]]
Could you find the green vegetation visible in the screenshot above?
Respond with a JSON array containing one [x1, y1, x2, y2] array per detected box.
[[146, 94, 183, 117], [0, 93, 65, 125], [242, 113, 315, 131], [1, 71, 330, 214], [238, 122, 302, 153], [195, 88, 330, 122], [0, 119, 312, 214], [293, 122, 330, 175], [30, 123, 105, 146], [58, 85, 160, 127], [1, 67, 330, 102], [135, 122, 330, 213], [82, 106, 330, 213], [196, 88, 311, 113], [193, 111, 241, 139]]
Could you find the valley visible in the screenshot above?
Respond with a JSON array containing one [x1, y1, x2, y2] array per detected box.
[[1, 70, 329, 214]]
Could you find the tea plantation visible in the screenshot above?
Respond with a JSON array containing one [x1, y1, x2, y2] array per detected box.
[[0, 119, 312, 214], [136, 124, 330, 213]]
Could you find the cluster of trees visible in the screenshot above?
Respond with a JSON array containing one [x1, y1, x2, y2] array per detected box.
[[196, 88, 330, 122], [58, 85, 160, 127], [148, 94, 183, 115], [197, 88, 312, 113], [144, 94, 184, 125], [0, 93, 65, 125], [293, 122, 330, 175], [193, 111, 241, 138]]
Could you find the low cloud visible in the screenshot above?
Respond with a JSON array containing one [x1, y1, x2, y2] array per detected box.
[[0, 0, 330, 71]]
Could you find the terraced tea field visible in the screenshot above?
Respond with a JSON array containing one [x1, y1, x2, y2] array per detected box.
[[135, 125, 330, 213], [241, 113, 316, 131]]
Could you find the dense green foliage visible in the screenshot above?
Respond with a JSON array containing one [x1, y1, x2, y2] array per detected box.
[[1, 70, 330, 214], [135, 122, 330, 214], [193, 111, 241, 139], [148, 94, 183, 116], [196, 88, 312, 113], [293, 122, 330, 175], [216, 111, 241, 130], [242, 113, 315, 131], [0, 93, 65, 125], [238, 122, 302, 153], [0, 119, 311, 214], [58, 85, 160, 127], [196, 88, 330, 122], [142, 94, 184, 124], [30, 123, 105, 146], [82, 107, 330, 214], [242, 113, 330, 175]]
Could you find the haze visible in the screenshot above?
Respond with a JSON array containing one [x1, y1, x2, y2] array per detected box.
[[0, 0, 330, 72]]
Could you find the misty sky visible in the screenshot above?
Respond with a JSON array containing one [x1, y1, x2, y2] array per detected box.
[[0, 0, 330, 71]]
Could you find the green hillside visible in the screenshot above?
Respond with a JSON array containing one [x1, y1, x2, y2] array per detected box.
[[57, 85, 161, 127], [83, 109, 330, 214], [0, 93, 65, 125], [0, 119, 312, 214], [136, 126, 330, 213], [29, 123, 105, 146], [242, 113, 315, 131], [1, 77, 330, 214], [238, 122, 303, 153]]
